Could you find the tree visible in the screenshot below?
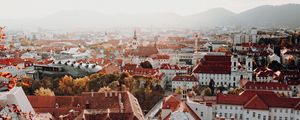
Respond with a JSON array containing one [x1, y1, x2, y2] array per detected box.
[[58, 75, 75, 95], [140, 61, 153, 69], [73, 76, 90, 94], [108, 81, 120, 91], [202, 87, 212, 96], [268, 60, 283, 71], [34, 87, 55, 96], [228, 88, 244, 94], [98, 86, 112, 92], [208, 79, 215, 95], [88, 74, 118, 91], [192, 85, 207, 95], [175, 87, 182, 94]]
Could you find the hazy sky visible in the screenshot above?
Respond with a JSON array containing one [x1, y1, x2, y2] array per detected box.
[[1, 0, 300, 19]]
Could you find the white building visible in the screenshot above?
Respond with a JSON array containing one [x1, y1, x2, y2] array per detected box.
[[193, 54, 253, 87], [215, 90, 300, 120], [171, 74, 198, 90], [126, 30, 140, 50]]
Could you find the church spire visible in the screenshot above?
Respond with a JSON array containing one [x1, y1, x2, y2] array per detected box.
[[133, 30, 137, 40]]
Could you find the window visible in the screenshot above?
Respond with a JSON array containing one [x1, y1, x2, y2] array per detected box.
[[258, 114, 261, 119], [200, 112, 203, 117], [247, 110, 249, 114], [253, 112, 256, 117]]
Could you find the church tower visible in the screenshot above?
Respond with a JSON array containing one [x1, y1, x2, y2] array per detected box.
[[246, 52, 253, 72], [126, 30, 139, 49], [194, 34, 199, 53], [231, 52, 238, 72]]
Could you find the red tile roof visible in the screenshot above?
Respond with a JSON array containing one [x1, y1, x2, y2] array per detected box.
[[160, 64, 183, 70], [193, 55, 231, 74], [123, 63, 164, 80], [217, 90, 300, 110], [244, 95, 269, 110], [150, 54, 170, 60], [125, 46, 158, 57], [172, 75, 198, 82], [162, 95, 181, 111], [27, 91, 144, 120], [244, 82, 290, 91], [241, 42, 252, 47], [0, 58, 24, 66]]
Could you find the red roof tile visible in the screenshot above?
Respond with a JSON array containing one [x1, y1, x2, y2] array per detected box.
[[193, 55, 231, 74], [244, 95, 269, 110], [172, 75, 198, 82], [217, 90, 300, 109], [244, 82, 290, 91]]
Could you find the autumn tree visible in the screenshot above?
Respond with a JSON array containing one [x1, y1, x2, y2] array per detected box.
[[88, 74, 118, 91], [98, 86, 112, 92], [34, 87, 55, 96], [73, 76, 90, 94], [175, 87, 183, 94], [202, 87, 212, 96], [228, 88, 244, 95], [58, 75, 75, 95]]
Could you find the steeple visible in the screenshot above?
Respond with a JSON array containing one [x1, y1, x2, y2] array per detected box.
[[194, 33, 199, 53], [133, 30, 137, 40]]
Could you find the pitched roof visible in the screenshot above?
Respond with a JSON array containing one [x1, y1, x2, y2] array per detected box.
[[162, 95, 181, 111], [217, 90, 300, 110], [125, 46, 158, 57], [0, 58, 24, 66], [244, 95, 269, 110], [27, 91, 144, 120], [193, 55, 231, 74], [244, 82, 290, 91], [172, 75, 198, 82], [150, 54, 170, 60]]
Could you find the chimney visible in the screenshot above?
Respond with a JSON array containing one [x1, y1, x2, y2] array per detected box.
[[119, 93, 124, 113], [91, 89, 94, 97], [105, 92, 108, 97]]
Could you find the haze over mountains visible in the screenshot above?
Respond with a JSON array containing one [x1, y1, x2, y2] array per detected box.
[[2, 4, 300, 30]]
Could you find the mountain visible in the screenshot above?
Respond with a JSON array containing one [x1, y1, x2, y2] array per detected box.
[[237, 4, 300, 27], [2, 4, 300, 30], [184, 8, 237, 27]]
